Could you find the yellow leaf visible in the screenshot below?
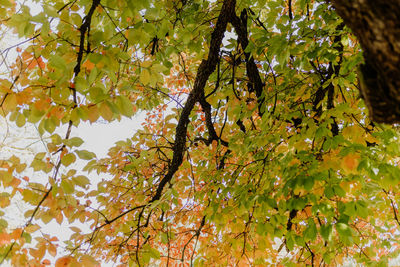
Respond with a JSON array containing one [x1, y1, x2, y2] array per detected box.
[[87, 105, 99, 123], [70, 226, 80, 233], [55, 212, 63, 224], [25, 224, 40, 234], [342, 125, 365, 144], [140, 69, 151, 85], [80, 255, 99, 267], [100, 101, 113, 121], [2, 93, 17, 112], [289, 158, 300, 166], [48, 244, 57, 257], [141, 61, 152, 68], [275, 143, 288, 154], [61, 153, 76, 167], [365, 134, 379, 145]]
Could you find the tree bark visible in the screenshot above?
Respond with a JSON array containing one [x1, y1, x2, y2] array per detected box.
[[331, 0, 400, 123]]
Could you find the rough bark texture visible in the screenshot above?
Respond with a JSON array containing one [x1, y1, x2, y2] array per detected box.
[[331, 0, 400, 123]]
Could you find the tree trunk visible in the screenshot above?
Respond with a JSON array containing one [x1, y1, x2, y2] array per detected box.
[[331, 0, 400, 123]]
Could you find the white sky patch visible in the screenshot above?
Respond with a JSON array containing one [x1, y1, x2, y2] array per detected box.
[[74, 113, 146, 158]]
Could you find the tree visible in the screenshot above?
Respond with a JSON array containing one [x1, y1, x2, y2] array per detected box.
[[331, 0, 400, 124], [1, 0, 400, 266]]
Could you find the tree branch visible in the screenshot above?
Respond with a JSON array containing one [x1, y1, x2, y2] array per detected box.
[[229, 9, 265, 115], [150, 0, 236, 203]]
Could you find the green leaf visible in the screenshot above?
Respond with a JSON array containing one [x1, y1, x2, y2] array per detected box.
[[355, 201, 369, 218], [333, 185, 346, 197], [61, 179, 75, 194], [336, 223, 352, 238], [89, 86, 107, 102], [44, 118, 56, 133], [320, 224, 332, 241], [66, 137, 84, 147], [116, 95, 134, 117], [72, 175, 90, 188], [49, 54, 66, 70], [88, 67, 98, 84], [286, 232, 294, 251], [22, 232, 32, 243], [304, 220, 317, 241], [16, 113, 26, 127], [76, 150, 96, 160]]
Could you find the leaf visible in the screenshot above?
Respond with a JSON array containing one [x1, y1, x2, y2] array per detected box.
[[76, 150, 96, 160], [320, 224, 332, 241], [341, 153, 360, 173], [25, 224, 40, 234], [89, 86, 107, 102], [44, 118, 56, 133], [355, 201, 369, 218], [72, 175, 90, 188], [286, 233, 294, 251], [304, 220, 317, 241], [2, 93, 17, 112], [140, 69, 151, 85], [87, 105, 100, 123], [61, 153, 76, 166], [333, 185, 346, 197], [0, 171, 13, 184], [65, 137, 84, 147], [48, 244, 57, 257], [116, 95, 134, 117], [42, 259, 51, 265], [336, 223, 352, 238], [80, 255, 99, 267], [16, 113, 26, 127], [60, 180, 74, 194], [49, 54, 66, 70], [3, 0, 400, 265], [70, 226, 81, 232], [55, 256, 78, 267], [100, 101, 114, 121]]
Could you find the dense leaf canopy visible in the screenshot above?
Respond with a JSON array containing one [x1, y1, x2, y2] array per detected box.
[[1, 0, 400, 266]]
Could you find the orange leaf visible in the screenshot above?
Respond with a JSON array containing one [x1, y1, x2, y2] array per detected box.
[[27, 60, 37, 70], [10, 228, 22, 240], [82, 60, 95, 71], [342, 153, 360, 172], [42, 259, 51, 265], [37, 56, 45, 69], [0, 233, 11, 245], [55, 256, 78, 267], [48, 244, 57, 257]]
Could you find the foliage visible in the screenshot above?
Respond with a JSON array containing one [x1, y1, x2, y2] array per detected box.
[[1, 0, 400, 266]]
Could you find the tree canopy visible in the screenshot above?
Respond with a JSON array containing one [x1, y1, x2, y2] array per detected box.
[[1, 0, 400, 266]]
